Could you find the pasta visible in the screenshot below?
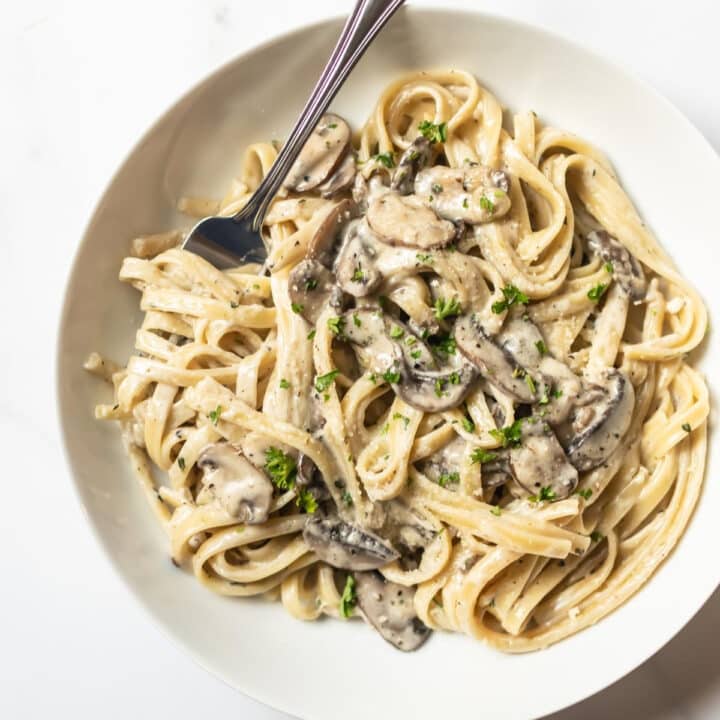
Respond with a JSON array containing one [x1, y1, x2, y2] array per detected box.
[[86, 70, 709, 653]]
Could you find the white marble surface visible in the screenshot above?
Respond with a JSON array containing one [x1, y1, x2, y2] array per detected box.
[[1, 1, 718, 718]]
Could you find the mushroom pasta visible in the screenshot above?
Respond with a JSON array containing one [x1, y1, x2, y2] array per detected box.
[[86, 70, 709, 652]]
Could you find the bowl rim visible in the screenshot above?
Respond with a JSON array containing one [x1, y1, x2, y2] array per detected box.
[[55, 6, 720, 719]]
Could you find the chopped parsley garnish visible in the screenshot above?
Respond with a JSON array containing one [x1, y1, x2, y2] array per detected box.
[[405, 336, 417, 346], [587, 283, 608, 302], [479, 195, 496, 214], [433, 334, 457, 356], [327, 316, 345, 336], [431, 183, 443, 194], [177, 456, 186, 471], [535, 340, 548, 356], [550, 388, 563, 399], [368, 372, 377, 383], [416, 253, 434, 264], [437, 471, 460, 487], [296, 489, 318, 514], [230, 301, 239, 308], [373, 152, 395, 168], [352, 266, 365, 282], [264, 447, 297, 490], [590, 530, 604, 543], [290, 302, 304, 314], [434, 296, 461, 320], [305, 278, 318, 291], [380, 423, 390, 435], [279, 378, 290, 389], [538, 389, 550, 406], [576, 488, 593, 500], [449, 371, 461, 385], [208, 405, 222, 425], [461, 415, 475, 433], [340, 575, 357, 618], [315, 369, 340, 393], [470, 448, 498, 464], [604, 262, 614, 274], [342, 490, 353, 506], [529, 486, 557, 503], [524, 374, 536, 394], [353, 313, 362, 327], [327, 122, 338, 129], [462, 197, 469, 209], [307, 329, 316, 341], [489, 419, 524, 448], [390, 325, 405, 339], [393, 412, 410, 429], [682, 423, 692, 432], [492, 285, 529, 314], [490, 506, 502, 517], [418, 120, 448, 143], [410, 349, 422, 359], [434, 378, 446, 397], [382, 369, 401, 384]]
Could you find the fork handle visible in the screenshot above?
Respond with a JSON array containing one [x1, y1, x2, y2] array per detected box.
[[235, 0, 405, 232]]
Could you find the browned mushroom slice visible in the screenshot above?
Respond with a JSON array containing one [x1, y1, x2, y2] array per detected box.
[[303, 515, 399, 571], [342, 309, 474, 411], [395, 360, 477, 413], [414, 165, 512, 224], [284, 114, 352, 192], [197, 443, 274, 523], [367, 192, 456, 250], [306, 199, 355, 265], [391, 137, 433, 195], [508, 422, 579, 500], [354, 571, 431, 651], [455, 314, 536, 403], [587, 230, 647, 301], [288, 259, 335, 325], [318, 151, 356, 198], [296, 454, 331, 503], [334, 219, 383, 297], [558, 369, 635, 471]]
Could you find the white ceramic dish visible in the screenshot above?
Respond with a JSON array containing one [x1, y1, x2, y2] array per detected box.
[[57, 8, 719, 720]]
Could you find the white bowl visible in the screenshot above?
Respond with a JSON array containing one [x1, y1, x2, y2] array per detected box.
[[58, 8, 719, 720]]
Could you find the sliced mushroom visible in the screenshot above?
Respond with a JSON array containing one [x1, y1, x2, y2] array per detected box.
[[303, 515, 399, 570], [391, 137, 432, 194], [496, 315, 546, 369], [318, 151, 356, 197], [414, 165, 512, 224], [381, 500, 437, 555], [334, 219, 383, 297], [288, 259, 335, 324], [535, 356, 583, 424], [508, 422, 579, 499], [342, 308, 400, 372], [306, 199, 355, 265], [395, 359, 477, 413], [284, 114, 351, 192], [367, 192, 456, 250], [455, 314, 536, 403], [342, 309, 476, 411], [587, 230, 647, 301], [559, 369, 635, 471], [197, 443, 274, 523], [354, 571, 431, 651], [296, 454, 331, 503]]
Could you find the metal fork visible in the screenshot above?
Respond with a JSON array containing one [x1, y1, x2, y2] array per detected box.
[[182, 0, 405, 269]]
